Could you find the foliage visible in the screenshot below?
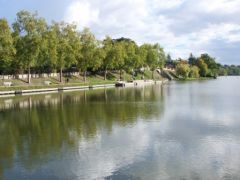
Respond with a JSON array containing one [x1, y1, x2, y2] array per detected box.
[[0, 18, 16, 74], [0, 10, 239, 82], [196, 59, 208, 77], [224, 65, 240, 75], [12, 11, 47, 83], [188, 53, 197, 65], [189, 65, 200, 78], [176, 63, 190, 78]]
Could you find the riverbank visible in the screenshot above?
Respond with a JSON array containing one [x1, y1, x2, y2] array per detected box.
[[0, 70, 167, 95], [0, 79, 168, 96], [0, 76, 239, 180], [175, 77, 216, 81]]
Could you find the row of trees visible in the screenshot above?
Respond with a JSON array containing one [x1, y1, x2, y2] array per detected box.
[[1, 11, 239, 84], [222, 65, 240, 76], [166, 53, 238, 79], [0, 11, 166, 83]]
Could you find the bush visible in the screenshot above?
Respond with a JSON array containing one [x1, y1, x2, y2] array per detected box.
[[189, 66, 200, 78], [176, 63, 190, 78], [196, 59, 208, 77]]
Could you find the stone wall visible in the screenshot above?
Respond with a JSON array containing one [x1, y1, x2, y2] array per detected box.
[[0, 72, 80, 80]]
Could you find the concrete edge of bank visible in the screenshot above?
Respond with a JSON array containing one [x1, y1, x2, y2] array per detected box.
[[0, 80, 168, 96]]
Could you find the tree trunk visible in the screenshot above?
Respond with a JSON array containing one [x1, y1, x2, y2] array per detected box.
[[142, 69, 145, 80], [104, 89, 107, 102], [104, 69, 107, 80], [152, 69, 154, 80], [60, 68, 63, 83], [79, 70, 81, 81], [28, 66, 31, 84], [28, 97, 32, 109], [84, 71, 87, 82], [120, 69, 122, 80]]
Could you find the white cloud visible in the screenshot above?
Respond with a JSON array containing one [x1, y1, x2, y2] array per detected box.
[[64, 1, 99, 28], [151, 0, 185, 10], [197, 23, 240, 43], [64, 0, 240, 63], [50, 121, 150, 179], [197, 0, 240, 14]]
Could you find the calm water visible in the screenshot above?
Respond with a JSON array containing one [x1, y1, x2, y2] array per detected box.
[[0, 77, 240, 180]]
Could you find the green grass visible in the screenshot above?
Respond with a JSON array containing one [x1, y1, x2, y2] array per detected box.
[[0, 75, 112, 91], [163, 70, 215, 81], [0, 79, 115, 91], [175, 77, 215, 81], [0, 70, 163, 91]]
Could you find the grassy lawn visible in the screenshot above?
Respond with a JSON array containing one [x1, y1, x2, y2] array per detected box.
[[0, 70, 163, 91], [0, 78, 115, 91], [175, 77, 215, 81]]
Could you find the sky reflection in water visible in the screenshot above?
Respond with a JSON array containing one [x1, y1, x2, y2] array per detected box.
[[0, 77, 240, 179]]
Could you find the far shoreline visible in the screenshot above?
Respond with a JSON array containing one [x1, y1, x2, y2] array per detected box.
[[0, 75, 237, 97], [0, 79, 168, 97]]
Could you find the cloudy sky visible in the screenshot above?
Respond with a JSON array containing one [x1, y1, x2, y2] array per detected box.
[[0, 0, 240, 64]]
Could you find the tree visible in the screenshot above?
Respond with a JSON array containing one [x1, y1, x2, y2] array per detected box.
[[62, 23, 80, 77], [225, 65, 240, 76], [114, 38, 139, 80], [136, 45, 147, 69], [138, 44, 149, 75], [38, 24, 58, 73], [0, 18, 16, 74], [113, 42, 126, 80], [154, 43, 166, 69], [176, 63, 190, 78], [91, 41, 105, 72], [35, 19, 58, 74], [122, 40, 138, 74], [12, 11, 45, 83], [52, 22, 79, 82], [189, 65, 200, 78], [52, 22, 67, 82], [196, 59, 208, 77], [200, 53, 219, 77], [166, 54, 174, 68], [218, 67, 227, 76], [188, 53, 197, 65], [143, 43, 165, 79], [147, 46, 158, 79], [102, 36, 113, 80], [78, 28, 98, 82], [166, 54, 172, 63], [200, 54, 217, 69]]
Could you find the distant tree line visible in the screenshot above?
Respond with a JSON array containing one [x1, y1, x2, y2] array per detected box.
[[0, 11, 166, 83], [222, 65, 240, 76], [166, 53, 240, 79]]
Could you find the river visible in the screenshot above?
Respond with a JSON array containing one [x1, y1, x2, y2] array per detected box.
[[0, 76, 240, 179]]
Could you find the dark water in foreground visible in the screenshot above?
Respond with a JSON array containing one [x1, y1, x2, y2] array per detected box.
[[0, 77, 240, 180]]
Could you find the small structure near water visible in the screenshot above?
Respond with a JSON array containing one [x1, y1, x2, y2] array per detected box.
[[115, 80, 166, 87]]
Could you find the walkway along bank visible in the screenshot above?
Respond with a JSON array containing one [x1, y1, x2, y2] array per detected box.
[[0, 80, 169, 96]]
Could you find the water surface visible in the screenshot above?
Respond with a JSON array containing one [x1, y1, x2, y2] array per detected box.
[[0, 77, 240, 179]]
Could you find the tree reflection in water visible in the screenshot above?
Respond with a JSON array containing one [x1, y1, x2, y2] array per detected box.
[[0, 85, 164, 178]]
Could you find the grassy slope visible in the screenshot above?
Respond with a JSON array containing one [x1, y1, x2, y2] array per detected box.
[[0, 71, 163, 91], [166, 70, 214, 81], [175, 77, 214, 81]]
